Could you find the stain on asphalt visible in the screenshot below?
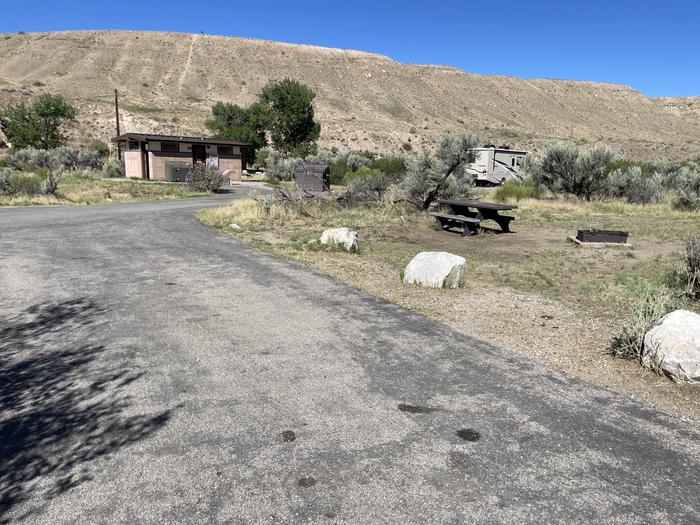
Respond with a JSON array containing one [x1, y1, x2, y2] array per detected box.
[[447, 451, 470, 468], [398, 403, 438, 414], [164, 282, 176, 286], [456, 428, 481, 442], [281, 430, 296, 442], [298, 476, 317, 488]]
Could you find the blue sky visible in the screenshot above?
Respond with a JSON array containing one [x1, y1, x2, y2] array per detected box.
[[2, 0, 698, 96]]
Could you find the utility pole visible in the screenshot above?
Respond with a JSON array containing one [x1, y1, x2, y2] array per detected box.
[[114, 89, 122, 160]]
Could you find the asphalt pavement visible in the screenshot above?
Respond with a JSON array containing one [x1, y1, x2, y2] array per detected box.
[[1, 189, 698, 523]]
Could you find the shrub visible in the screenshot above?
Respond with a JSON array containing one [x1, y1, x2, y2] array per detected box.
[[608, 287, 680, 359], [6, 172, 43, 195], [184, 163, 226, 192], [370, 156, 406, 177], [341, 166, 384, 185], [401, 142, 413, 152], [328, 150, 371, 184], [604, 166, 664, 204], [343, 169, 389, 207], [266, 149, 302, 181], [6, 146, 104, 172], [86, 137, 110, 156], [41, 170, 59, 195], [6, 147, 50, 171], [0, 167, 12, 194], [102, 156, 124, 178], [494, 179, 544, 202], [254, 148, 269, 168], [526, 142, 615, 199], [673, 165, 700, 210], [686, 235, 700, 300], [399, 132, 479, 209]]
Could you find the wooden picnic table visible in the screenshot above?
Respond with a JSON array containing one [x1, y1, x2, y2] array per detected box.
[[431, 199, 519, 236]]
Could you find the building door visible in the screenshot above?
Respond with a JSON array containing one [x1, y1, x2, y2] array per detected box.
[[192, 144, 206, 165], [140, 142, 150, 180]]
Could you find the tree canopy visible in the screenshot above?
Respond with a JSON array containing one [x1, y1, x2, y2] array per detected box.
[[206, 79, 321, 162], [0, 93, 76, 149], [259, 79, 320, 156], [205, 101, 269, 165]]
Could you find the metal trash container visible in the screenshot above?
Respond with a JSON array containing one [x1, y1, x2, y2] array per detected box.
[[165, 161, 191, 182]]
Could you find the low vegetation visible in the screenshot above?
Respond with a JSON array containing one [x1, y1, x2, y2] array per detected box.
[[524, 142, 700, 211], [184, 163, 228, 192], [0, 169, 210, 205]]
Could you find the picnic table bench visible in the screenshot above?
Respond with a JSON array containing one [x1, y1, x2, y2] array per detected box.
[[430, 199, 518, 236]]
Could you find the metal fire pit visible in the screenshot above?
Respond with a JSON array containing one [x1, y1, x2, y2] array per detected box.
[[576, 229, 629, 244], [569, 229, 632, 248]]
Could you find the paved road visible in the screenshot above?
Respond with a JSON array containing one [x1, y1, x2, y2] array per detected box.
[[1, 191, 698, 524]]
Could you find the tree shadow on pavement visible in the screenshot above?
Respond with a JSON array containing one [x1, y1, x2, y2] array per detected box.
[[0, 298, 171, 522]]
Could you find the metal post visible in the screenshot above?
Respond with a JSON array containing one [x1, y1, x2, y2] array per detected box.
[[115, 89, 122, 160]]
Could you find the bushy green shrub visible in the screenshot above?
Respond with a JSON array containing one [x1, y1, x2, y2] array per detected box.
[[526, 142, 615, 200], [343, 168, 388, 207], [608, 287, 681, 359], [369, 156, 406, 177], [328, 151, 372, 184], [6, 147, 50, 171], [494, 179, 544, 202], [266, 149, 302, 181], [41, 170, 59, 195], [6, 146, 104, 172], [86, 137, 110, 156], [184, 164, 226, 192], [673, 165, 700, 210], [341, 166, 383, 185], [6, 172, 43, 195], [604, 166, 664, 204], [102, 156, 124, 178]]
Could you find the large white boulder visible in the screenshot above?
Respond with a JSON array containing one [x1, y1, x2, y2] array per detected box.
[[403, 251, 466, 289], [320, 227, 359, 252], [642, 309, 700, 383]]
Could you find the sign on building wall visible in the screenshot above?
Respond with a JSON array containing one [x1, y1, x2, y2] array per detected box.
[[208, 154, 219, 168]]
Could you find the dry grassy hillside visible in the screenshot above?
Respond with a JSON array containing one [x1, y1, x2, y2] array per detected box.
[[0, 30, 698, 160]]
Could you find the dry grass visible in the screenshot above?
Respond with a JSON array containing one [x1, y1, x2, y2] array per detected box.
[[198, 195, 700, 420], [0, 172, 209, 206]]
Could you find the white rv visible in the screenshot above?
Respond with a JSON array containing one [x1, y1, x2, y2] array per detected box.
[[466, 145, 528, 185]]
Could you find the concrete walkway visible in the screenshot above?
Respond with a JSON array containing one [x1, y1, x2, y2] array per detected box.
[[1, 191, 698, 523]]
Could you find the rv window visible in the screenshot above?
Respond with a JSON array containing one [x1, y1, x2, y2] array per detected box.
[[161, 142, 179, 152]]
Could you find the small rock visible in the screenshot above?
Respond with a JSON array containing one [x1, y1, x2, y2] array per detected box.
[[642, 309, 700, 383], [319, 227, 359, 252], [403, 251, 465, 289], [229, 223, 241, 230]]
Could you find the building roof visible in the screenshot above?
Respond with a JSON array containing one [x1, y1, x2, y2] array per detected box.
[[111, 132, 250, 147]]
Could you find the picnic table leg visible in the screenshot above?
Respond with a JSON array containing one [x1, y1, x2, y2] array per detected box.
[[433, 216, 446, 230], [496, 217, 511, 233]]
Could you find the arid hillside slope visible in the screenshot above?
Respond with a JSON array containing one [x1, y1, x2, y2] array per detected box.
[[0, 30, 698, 160]]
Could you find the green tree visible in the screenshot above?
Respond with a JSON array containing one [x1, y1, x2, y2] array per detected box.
[[205, 101, 269, 165], [0, 94, 76, 149], [259, 79, 320, 156]]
